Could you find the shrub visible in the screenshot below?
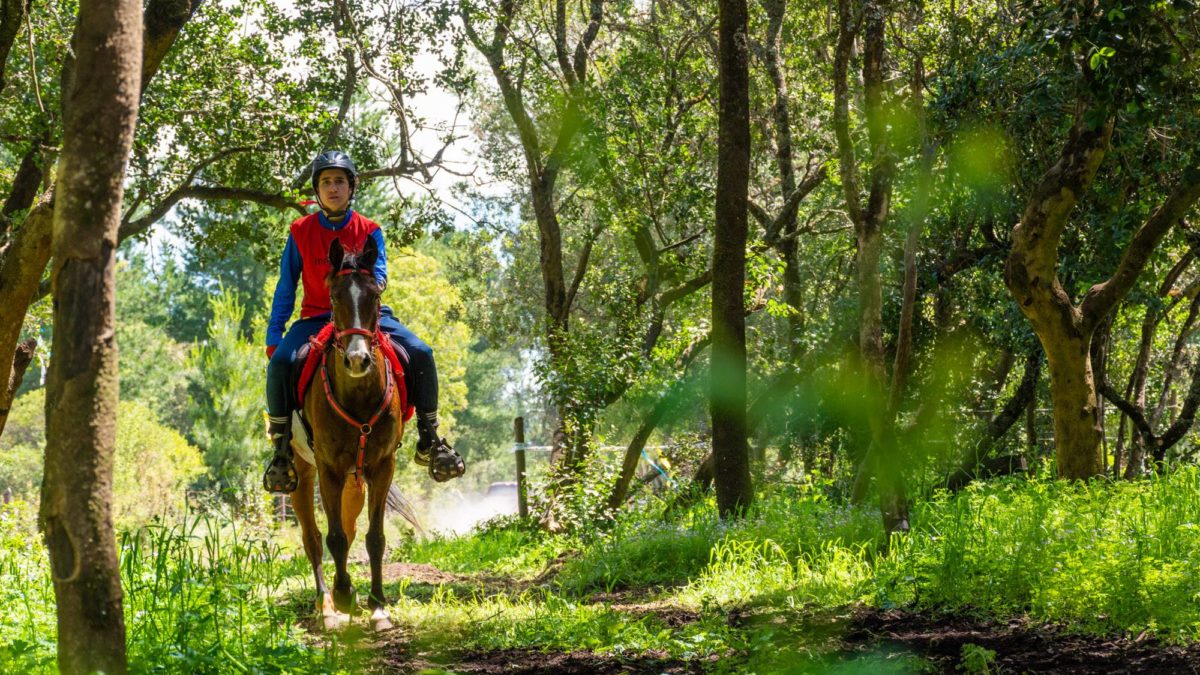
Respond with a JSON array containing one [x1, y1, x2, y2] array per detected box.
[[0, 390, 205, 526]]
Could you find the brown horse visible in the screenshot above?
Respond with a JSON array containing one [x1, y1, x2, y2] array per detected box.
[[290, 236, 405, 631]]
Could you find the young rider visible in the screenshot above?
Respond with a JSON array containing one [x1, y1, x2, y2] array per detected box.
[[261, 150, 465, 492]]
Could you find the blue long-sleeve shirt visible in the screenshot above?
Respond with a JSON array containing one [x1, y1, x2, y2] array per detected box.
[[267, 209, 387, 346]]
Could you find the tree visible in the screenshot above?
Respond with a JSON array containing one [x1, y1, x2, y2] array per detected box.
[[186, 289, 264, 498], [461, 0, 714, 528], [832, 0, 908, 533], [459, 0, 607, 518], [2, 390, 205, 525], [1004, 4, 1200, 479], [0, 0, 203, 442], [37, 0, 141, 670], [710, 0, 753, 517]]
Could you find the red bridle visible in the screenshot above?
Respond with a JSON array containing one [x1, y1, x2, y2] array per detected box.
[[321, 266, 392, 489]]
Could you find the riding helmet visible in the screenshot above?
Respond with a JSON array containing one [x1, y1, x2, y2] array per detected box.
[[310, 150, 358, 193]]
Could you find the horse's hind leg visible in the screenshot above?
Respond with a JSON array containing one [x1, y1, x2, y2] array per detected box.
[[365, 453, 396, 631], [291, 456, 345, 630], [318, 466, 357, 614]]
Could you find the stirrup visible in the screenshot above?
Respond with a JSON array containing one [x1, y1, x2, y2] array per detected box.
[[423, 439, 465, 483], [263, 439, 297, 493]]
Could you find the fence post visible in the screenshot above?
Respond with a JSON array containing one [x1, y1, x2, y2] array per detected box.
[[515, 416, 528, 518]]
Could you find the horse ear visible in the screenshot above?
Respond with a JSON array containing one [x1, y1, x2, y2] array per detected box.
[[328, 238, 344, 271], [359, 235, 378, 272]]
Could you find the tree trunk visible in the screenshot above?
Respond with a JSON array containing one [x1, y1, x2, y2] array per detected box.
[[945, 349, 1041, 491], [710, 0, 752, 518], [1006, 91, 1200, 479], [38, 0, 141, 672], [0, 337, 36, 438], [1042, 334, 1104, 476], [834, 0, 907, 533]]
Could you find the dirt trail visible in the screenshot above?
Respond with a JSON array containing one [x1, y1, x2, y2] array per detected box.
[[352, 562, 1200, 674], [851, 609, 1200, 674]]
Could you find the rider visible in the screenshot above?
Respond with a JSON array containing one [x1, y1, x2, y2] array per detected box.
[[261, 150, 465, 492]]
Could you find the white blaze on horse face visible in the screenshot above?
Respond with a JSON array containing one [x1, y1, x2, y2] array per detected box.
[[345, 279, 371, 377]]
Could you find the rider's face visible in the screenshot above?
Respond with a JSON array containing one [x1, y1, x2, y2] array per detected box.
[[317, 169, 351, 213]]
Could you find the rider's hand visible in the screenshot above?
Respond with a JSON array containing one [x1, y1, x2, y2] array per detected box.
[[266, 345, 277, 360]]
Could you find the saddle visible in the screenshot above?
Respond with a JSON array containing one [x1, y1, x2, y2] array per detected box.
[[289, 323, 415, 466]]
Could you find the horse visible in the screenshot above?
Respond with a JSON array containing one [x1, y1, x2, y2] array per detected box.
[[289, 235, 406, 632]]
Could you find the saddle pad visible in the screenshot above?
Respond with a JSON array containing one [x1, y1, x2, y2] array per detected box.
[[295, 323, 413, 422], [290, 410, 317, 468]]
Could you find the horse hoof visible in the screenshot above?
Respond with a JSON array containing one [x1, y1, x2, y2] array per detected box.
[[334, 587, 358, 614], [322, 611, 350, 631], [370, 607, 393, 632]]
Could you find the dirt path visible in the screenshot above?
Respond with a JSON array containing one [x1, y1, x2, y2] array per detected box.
[[852, 609, 1200, 674], [345, 562, 1200, 674]]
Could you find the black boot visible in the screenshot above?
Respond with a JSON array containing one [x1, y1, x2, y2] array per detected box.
[[415, 411, 465, 482], [262, 417, 298, 493]]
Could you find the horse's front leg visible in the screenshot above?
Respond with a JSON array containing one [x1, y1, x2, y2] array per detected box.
[[289, 456, 338, 626], [317, 465, 357, 615], [365, 452, 396, 631]]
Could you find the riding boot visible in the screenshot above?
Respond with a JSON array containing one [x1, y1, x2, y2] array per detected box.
[[414, 410, 465, 482], [262, 416, 298, 493]]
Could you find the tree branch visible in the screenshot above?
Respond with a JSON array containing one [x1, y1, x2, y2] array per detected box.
[[142, 0, 204, 95], [1080, 166, 1200, 328], [945, 349, 1041, 491], [564, 223, 605, 313], [764, 165, 826, 246], [0, 0, 30, 96], [0, 336, 35, 440], [1005, 106, 1114, 316], [118, 185, 304, 242], [605, 338, 709, 511]]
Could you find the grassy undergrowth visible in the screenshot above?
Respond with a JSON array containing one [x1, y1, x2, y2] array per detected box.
[[3, 470, 1199, 672], [0, 501, 364, 674], [385, 468, 1200, 668]]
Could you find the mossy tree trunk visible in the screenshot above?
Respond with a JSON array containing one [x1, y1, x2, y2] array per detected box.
[[1006, 103, 1200, 479], [38, 0, 142, 672]]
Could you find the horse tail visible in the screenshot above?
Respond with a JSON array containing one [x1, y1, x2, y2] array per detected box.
[[387, 484, 427, 538]]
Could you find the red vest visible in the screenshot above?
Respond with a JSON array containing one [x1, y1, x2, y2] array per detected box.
[[290, 212, 381, 319]]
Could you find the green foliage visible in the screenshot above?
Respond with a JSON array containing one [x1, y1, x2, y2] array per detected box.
[[120, 517, 357, 673], [959, 643, 998, 675], [0, 391, 204, 526], [0, 502, 55, 674], [380, 246, 470, 436], [0, 508, 360, 673], [894, 471, 1200, 642], [0, 392, 46, 498], [186, 288, 266, 500], [395, 518, 565, 578], [115, 319, 193, 431]]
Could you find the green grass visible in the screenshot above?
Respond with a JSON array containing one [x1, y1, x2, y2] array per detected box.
[[4, 470, 1200, 673], [393, 515, 568, 578], [0, 502, 366, 674]]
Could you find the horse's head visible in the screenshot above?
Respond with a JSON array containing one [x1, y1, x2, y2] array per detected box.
[[326, 236, 383, 378]]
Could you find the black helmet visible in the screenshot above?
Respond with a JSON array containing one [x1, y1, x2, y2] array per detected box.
[[310, 150, 357, 192]]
